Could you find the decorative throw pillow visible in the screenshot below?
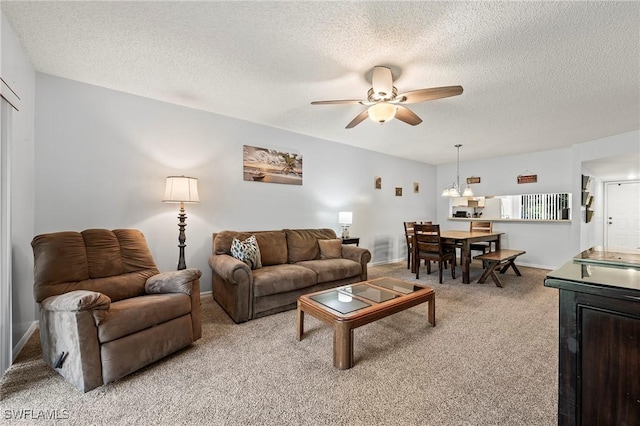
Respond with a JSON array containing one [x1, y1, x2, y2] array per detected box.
[[318, 238, 342, 259], [231, 235, 262, 269]]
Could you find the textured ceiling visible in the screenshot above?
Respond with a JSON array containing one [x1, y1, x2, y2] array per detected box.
[[2, 1, 639, 167]]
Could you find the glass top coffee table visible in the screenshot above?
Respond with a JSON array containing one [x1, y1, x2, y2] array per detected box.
[[296, 277, 435, 369]]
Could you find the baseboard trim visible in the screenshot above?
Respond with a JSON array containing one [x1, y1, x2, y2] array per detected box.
[[12, 321, 38, 362], [200, 290, 213, 301], [369, 257, 406, 267]]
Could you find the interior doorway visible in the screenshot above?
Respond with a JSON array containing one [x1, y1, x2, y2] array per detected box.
[[605, 181, 640, 251]]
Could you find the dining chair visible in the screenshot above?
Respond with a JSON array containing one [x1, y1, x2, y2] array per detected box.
[[414, 223, 456, 283], [470, 221, 494, 255], [405, 221, 434, 272], [403, 221, 417, 270]]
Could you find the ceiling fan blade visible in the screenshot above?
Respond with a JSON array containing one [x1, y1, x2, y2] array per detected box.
[[345, 110, 369, 129], [371, 66, 393, 99], [311, 100, 365, 105], [398, 85, 463, 104], [395, 105, 422, 126]]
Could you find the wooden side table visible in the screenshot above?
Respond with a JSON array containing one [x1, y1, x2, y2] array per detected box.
[[341, 237, 360, 247]]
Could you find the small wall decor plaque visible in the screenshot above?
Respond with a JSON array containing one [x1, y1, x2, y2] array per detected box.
[[413, 182, 420, 193], [395, 187, 403, 196], [375, 176, 382, 190], [517, 174, 537, 184], [466, 176, 481, 184]]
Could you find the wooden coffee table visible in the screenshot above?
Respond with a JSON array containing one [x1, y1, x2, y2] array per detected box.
[[296, 277, 435, 369]]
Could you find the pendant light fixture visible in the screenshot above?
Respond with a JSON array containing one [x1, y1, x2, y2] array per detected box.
[[442, 144, 474, 197]]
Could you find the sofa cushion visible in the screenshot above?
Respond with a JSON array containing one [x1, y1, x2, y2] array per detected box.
[[231, 235, 262, 269], [252, 264, 317, 297], [214, 230, 287, 266], [295, 259, 362, 283], [97, 293, 191, 343], [285, 229, 337, 263], [318, 239, 343, 259]]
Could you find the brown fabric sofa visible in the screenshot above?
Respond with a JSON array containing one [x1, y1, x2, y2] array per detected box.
[[209, 228, 371, 323], [31, 229, 202, 392]]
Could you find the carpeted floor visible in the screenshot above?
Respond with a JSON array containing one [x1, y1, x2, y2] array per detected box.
[[0, 262, 559, 425]]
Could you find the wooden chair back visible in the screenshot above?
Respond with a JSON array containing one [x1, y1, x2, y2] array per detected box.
[[404, 221, 433, 244], [404, 221, 416, 240], [470, 221, 493, 234], [405, 221, 433, 271], [414, 223, 445, 258], [414, 223, 456, 282]]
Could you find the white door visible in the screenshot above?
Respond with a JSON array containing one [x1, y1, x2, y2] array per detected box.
[[605, 181, 640, 251]]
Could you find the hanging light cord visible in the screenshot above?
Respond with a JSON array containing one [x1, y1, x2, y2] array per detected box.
[[455, 144, 462, 191]]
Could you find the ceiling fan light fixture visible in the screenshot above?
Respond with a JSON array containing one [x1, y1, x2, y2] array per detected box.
[[311, 65, 463, 129], [368, 102, 397, 124]]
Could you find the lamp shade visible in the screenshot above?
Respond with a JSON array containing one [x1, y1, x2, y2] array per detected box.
[[163, 176, 200, 203], [338, 211, 353, 225]]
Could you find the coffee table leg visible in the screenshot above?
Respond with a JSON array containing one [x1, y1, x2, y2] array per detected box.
[[334, 322, 353, 369], [428, 295, 436, 327], [297, 307, 304, 341]]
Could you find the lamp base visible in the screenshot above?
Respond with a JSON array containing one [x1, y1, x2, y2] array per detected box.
[[341, 226, 350, 239], [177, 203, 187, 270]]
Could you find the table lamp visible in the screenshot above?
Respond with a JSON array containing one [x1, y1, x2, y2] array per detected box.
[[338, 211, 352, 239], [163, 175, 199, 270]]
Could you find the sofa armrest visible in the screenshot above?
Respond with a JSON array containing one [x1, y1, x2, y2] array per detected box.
[[145, 268, 202, 295], [341, 245, 371, 264], [209, 253, 253, 323], [41, 290, 111, 325], [208, 254, 252, 285], [41, 290, 111, 312], [341, 245, 372, 280]]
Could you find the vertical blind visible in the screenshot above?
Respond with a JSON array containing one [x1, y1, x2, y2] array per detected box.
[[520, 193, 570, 220]]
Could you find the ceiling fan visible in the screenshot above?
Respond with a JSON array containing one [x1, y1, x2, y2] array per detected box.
[[311, 66, 463, 129]]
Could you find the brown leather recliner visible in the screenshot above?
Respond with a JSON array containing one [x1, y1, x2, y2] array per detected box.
[[31, 229, 202, 392]]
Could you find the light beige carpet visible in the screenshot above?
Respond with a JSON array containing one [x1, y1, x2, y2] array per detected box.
[[1, 262, 559, 425]]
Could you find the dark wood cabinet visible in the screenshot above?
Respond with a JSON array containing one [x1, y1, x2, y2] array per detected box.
[[545, 250, 640, 425]]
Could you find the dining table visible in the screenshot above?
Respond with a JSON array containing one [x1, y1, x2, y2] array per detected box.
[[439, 230, 504, 284]]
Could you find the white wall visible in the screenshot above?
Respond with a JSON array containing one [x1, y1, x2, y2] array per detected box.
[[34, 74, 437, 291], [571, 130, 640, 255], [1, 14, 36, 363], [436, 148, 574, 269], [435, 131, 640, 269]]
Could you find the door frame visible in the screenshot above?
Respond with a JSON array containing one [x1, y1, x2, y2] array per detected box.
[[0, 76, 19, 376], [0, 97, 12, 377]]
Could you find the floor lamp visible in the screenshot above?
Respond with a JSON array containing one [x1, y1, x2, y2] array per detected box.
[[163, 176, 199, 270]]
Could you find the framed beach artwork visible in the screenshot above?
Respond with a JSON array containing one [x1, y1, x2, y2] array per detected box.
[[243, 145, 302, 185], [395, 187, 403, 197]]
